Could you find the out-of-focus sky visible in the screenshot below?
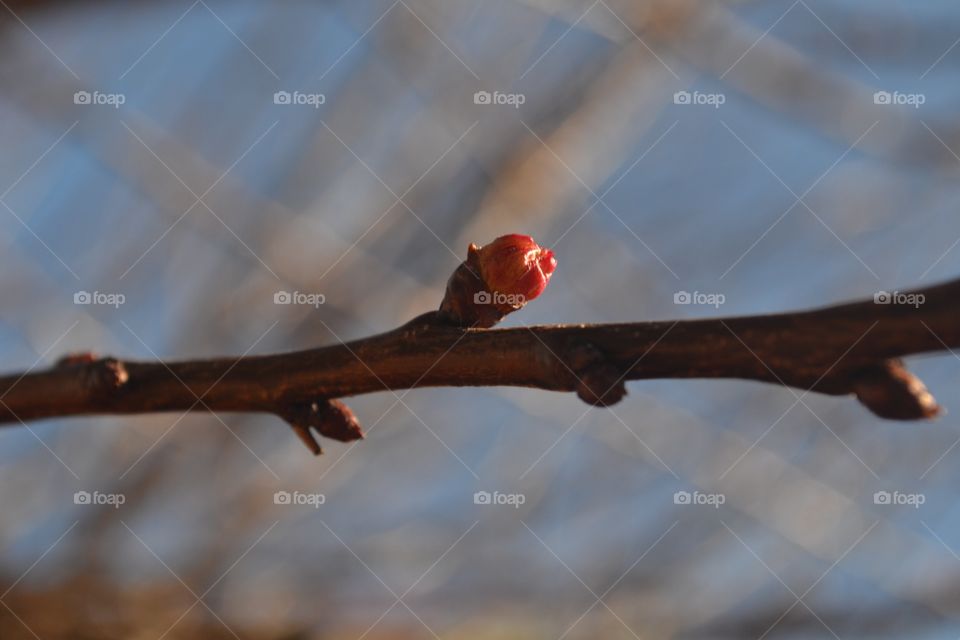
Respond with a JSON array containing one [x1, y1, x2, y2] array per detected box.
[[2, 0, 960, 637]]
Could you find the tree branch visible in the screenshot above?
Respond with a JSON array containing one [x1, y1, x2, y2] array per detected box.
[[0, 237, 955, 453]]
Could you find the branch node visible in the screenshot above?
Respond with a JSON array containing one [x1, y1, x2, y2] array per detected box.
[[56, 353, 129, 394], [570, 343, 627, 407], [93, 358, 129, 391], [280, 399, 364, 455], [438, 246, 504, 328], [852, 360, 941, 420]]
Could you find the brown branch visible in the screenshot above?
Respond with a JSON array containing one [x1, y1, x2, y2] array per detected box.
[[0, 239, 955, 453]]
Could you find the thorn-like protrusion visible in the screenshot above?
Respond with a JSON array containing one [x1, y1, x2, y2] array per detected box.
[[291, 424, 323, 455]]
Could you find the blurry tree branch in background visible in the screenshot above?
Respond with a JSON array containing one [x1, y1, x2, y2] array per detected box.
[[0, 235, 953, 454]]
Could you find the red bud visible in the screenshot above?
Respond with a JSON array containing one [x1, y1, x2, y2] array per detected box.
[[475, 234, 557, 304], [439, 234, 556, 328]]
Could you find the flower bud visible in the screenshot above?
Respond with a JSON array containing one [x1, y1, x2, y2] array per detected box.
[[439, 234, 556, 328], [475, 234, 557, 303]]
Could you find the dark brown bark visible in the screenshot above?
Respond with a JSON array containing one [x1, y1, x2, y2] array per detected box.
[[0, 278, 955, 454]]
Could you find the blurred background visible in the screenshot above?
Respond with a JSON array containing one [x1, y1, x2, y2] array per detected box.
[[1, 0, 960, 637]]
